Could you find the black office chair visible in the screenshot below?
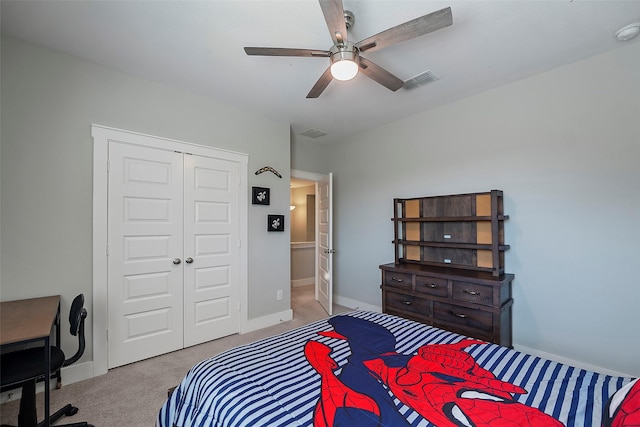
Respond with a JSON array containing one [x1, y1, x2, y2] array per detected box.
[[0, 294, 93, 427]]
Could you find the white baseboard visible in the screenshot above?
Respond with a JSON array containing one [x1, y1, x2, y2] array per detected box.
[[514, 344, 632, 377], [0, 361, 95, 403], [62, 360, 96, 385], [240, 309, 294, 334], [291, 278, 314, 287], [333, 294, 381, 313]]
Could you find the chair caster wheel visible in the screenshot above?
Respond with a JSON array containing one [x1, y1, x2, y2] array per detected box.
[[66, 406, 79, 416]]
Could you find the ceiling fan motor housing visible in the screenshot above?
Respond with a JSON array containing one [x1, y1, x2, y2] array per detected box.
[[330, 42, 359, 62]]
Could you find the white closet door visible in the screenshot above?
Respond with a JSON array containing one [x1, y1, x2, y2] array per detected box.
[[108, 142, 184, 368], [183, 154, 241, 347]]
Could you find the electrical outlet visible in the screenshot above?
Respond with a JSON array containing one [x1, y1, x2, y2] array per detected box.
[[276, 290, 283, 301]]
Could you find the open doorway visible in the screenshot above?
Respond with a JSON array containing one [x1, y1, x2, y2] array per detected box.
[[290, 177, 317, 313], [290, 170, 333, 315]]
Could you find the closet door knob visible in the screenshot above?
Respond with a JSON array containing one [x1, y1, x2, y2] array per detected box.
[[173, 258, 181, 265], [185, 257, 194, 264]]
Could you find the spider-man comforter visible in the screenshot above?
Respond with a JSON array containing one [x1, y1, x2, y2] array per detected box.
[[158, 311, 635, 427]]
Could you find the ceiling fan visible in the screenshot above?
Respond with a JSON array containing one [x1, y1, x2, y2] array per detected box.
[[244, 0, 452, 98]]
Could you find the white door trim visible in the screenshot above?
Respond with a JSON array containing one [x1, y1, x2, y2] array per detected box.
[[92, 124, 248, 376], [317, 173, 333, 315]]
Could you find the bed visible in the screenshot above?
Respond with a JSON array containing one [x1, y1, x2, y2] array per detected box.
[[158, 311, 637, 427]]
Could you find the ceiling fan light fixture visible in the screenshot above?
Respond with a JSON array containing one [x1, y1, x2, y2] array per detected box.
[[330, 43, 359, 81], [331, 59, 358, 81]]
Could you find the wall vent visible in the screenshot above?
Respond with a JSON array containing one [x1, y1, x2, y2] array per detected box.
[[403, 70, 439, 91], [300, 128, 327, 138]]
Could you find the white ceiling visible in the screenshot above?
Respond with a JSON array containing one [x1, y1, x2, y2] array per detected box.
[[2, 1, 639, 144]]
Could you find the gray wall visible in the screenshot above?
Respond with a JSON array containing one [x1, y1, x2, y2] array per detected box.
[[0, 36, 291, 360], [298, 41, 640, 377], [290, 135, 330, 174]]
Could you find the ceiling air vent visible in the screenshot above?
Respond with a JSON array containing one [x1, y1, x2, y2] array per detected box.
[[300, 128, 327, 138], [403, 70, 439, 91]]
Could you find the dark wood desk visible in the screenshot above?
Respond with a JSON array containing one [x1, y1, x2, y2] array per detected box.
[[1, 295, 61, 427]]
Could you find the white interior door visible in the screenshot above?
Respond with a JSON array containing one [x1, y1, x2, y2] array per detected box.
[[183, 154, 240, 347], [317, 173, 333, 315], [108, 142, 184, 368]]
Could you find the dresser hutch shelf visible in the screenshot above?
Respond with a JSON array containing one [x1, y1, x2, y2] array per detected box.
[[393, 189, 509, 276]]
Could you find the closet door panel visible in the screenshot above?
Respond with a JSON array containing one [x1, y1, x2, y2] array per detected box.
[[107, 142, 184, 368], [183, 155, 241, 347]]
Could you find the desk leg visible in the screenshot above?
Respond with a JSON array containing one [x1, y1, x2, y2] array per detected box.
[[43, 338, 50, 427], [56, 310, 62, 389]]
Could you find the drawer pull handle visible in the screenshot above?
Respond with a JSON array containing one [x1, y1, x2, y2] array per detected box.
[[402, 300, 413, 306], [427, 284, 438, 288], [464, 290, 480, 296], [391, 277, 404, 282], [454, 313, 468, 319]]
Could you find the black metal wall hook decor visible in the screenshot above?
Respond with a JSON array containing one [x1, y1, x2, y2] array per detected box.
[[255, 166, 282, 178]]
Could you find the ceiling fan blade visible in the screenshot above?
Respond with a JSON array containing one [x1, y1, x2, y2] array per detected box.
[[306, 67, 333, 98], [319, 0, 348, 44], [355, 7, 452, 53], [244, 47, 330, 57], [359, 57, 404, 92]]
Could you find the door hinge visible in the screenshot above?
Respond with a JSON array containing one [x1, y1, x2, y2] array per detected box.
[[106, 245, 110, 256]]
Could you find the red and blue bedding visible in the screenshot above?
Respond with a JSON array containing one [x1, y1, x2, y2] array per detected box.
[[158, 311, 636, 426]]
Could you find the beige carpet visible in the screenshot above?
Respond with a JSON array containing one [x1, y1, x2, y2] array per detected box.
[[0, 286, 350, 426]]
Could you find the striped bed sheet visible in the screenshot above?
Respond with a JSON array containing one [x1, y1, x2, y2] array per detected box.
[[157, 311, 633, 427]]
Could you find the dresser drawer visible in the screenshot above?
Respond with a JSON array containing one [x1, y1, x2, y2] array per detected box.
[[380, 263, 513, 347], [385, 292, 432, 317], [434, 323, 494, 343], [415, 275, 448, 298], [383, 271, 412, 290], [433, 302, 493, 333], [452, 281, 494, 307]]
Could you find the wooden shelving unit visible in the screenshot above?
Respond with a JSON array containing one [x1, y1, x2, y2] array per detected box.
[[381, 190, 514, 346]]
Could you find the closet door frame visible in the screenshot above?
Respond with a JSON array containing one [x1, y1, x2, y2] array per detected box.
[[92, 124, 248, 376]]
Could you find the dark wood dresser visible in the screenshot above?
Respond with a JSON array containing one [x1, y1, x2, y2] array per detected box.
[[380, 190, 514, 347], [380, 263, 513, 346]]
